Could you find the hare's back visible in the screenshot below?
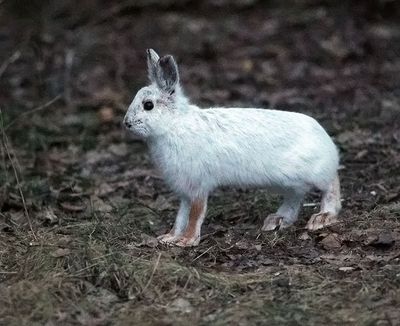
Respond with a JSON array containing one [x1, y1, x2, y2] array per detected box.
[[186, 107, 339, 190], [202, 108, 330, 145]]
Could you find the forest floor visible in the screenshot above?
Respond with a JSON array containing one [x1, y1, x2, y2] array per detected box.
[[0, 1, 400, 325]]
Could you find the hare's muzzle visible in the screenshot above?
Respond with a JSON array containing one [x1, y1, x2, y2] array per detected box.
[[123, 116, 132, 129]]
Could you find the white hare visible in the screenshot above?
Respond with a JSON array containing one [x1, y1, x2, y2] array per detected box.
[[123, 49, 341, 247]]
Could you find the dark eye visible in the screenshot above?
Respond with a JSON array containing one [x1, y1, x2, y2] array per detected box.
[[143, 101, 154, 111]]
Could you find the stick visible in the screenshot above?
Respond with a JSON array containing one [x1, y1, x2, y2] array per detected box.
[[142, 252, 162, 293], [0, 50, 21, 79], [0, 109, 37, 240], [4, 95, 62, 131]]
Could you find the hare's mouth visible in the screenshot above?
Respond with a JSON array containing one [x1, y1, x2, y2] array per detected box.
[[130, 123, 148, 137]]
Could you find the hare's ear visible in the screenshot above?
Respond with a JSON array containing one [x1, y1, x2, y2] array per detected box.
[[157, 55, 179, 94], [147, 49, 160, 83]]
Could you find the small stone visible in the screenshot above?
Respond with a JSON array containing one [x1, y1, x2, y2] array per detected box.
[[254, 244, 262, 251], [299, 232, 311, 240], [168, 298, 193, 314]]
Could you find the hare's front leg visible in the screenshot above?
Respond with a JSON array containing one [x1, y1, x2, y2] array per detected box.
[[175, 197, 208, 247], [158, 198, 190, 244], [262, 191, 304, 231]]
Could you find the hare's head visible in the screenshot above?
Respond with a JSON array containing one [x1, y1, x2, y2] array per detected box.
[[124, 49, 186, 139]]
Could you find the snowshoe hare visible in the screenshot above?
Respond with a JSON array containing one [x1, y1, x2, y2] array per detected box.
[[123, 49, 341, 247]]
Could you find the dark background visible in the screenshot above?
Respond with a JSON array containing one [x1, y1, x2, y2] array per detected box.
[[1, 1, 399, 325]]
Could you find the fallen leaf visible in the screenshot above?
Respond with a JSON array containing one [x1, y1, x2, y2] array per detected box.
[[355, 149, 368, 160], [320, 35, 350, 59], [91, 196, 113, 213], [149, 195, 173, 211], [51, 248, 71, 258], [60, 202, 86, 212], [98, 106, 114, 123], [254, 244, 262, 251], [138, 234, 158, 248], [108, 143, 128, 157], [41, 208, 59, 225], [320, 233, 342, 250], [367, 231, 395, 249], [299, 232, 311, 240], [168, 298, 193, 314], [235, 240, 251, 250]]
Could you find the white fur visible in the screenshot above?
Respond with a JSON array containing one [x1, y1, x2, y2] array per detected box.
[[123, 49, 341, 245]]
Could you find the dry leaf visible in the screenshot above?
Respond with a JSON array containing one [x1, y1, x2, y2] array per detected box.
[[367, 231, 395, 249], [98, 106, 114, 123], [254, 244, 262, 251], [41, 208, 59, 225], [51, 248, 71, 258], [320, 233, 342, 250], [108, 143, 128, 157], [168, 298, 193, 314], [60, 202, 86, 212], [91, 196, 113, 213], [299, 232, 311, 240], [138, 234, 158, 248]]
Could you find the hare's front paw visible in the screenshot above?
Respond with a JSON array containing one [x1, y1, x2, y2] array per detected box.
[[306, 212, 339, 231], [262, 214, 290, 231], [175, 236, 200, 247], [157, 233, 181, 245]]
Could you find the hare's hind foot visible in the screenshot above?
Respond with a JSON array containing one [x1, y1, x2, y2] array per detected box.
[[262, 192, 304, 232], [306, 212, 339, 231], [262, 214, 291, 231], [158, 233, 200, 247], [175, 235, 200, 247], [157, 233, 181, 245], [307, 174, 341, 231]]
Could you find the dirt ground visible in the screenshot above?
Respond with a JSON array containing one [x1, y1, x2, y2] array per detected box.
[[1, 1, 400, 325]]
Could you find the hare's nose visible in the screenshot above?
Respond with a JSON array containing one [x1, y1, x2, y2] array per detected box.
[[123, 117, 132, 128]]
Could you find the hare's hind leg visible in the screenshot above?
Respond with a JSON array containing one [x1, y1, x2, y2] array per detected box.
[[262, 191, 304, 231], [306, 174, 341, 231], [158, 198, 190, 244]]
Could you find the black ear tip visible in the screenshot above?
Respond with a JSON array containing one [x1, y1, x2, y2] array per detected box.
[[159, 55, 174, 66]]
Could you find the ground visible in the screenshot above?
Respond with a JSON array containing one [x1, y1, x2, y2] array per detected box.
[[1, 1, 400, 325]]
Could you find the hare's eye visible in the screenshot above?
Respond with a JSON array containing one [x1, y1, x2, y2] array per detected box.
[[143, 101, 154, 111]]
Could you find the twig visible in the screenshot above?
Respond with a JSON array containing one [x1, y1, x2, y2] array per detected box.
[[0, 50, 21, 79], [0, 109, 37, 240], [64, 49, 74, 107], [4, 95, 62, 131], [142, 252, 162, 293], [192, 245, 215, 262], [0, 131, 9, 185], [303, 202, 318, 207], [69, 252, 118, 276]]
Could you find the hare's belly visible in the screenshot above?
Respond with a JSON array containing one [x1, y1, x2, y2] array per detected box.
[[211, 152, 308, 190]]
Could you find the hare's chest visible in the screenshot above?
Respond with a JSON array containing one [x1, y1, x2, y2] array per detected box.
[[149, 140, 204, 192]]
